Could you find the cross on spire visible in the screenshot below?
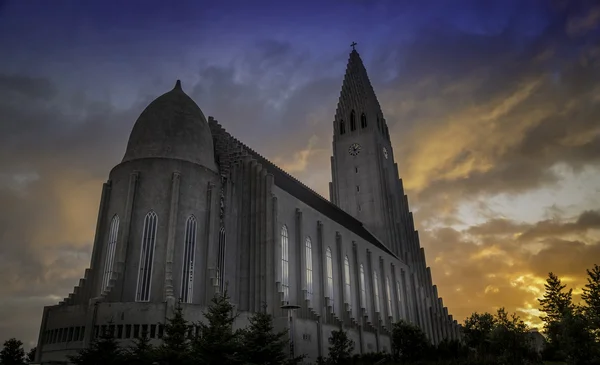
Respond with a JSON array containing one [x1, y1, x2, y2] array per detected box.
[[350, 41, 357, 50]]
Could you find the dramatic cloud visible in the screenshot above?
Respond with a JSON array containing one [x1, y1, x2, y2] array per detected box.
[[1, 0, 599, 347]]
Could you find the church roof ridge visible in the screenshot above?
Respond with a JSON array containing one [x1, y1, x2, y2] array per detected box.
[[208, 118, 397, 259]]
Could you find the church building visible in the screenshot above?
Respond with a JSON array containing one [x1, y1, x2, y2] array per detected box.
[[35, 49, 462, 364]]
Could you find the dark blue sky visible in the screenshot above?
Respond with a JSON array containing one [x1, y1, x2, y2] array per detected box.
[[0, 0, 599, 348]]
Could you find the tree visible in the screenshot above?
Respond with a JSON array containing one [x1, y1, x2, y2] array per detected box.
[[192, 290, 243, 365], [435, 338, 468, 361], [325, 329, 354, 365], [0, 338, 25, 365], [156, 302, 192, 365], [462, 312, 496, 356], [490, 308, 537, 365], [125, 330, 156, 365], [558, 308, 599, 365], [240, 304, 300, 365], [68, 326, 125, 365], [390, 320, 430, 362], [25, 347, 36, 363], [582, 264, 600, 339], [538, 272, 573, 360], [538, 272, 573, 326]]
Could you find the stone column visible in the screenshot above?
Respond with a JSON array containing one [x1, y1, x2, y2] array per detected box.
[[115, 172, 139, 301], [265, 174, 275, 314], [88, 180, 112, 299], [295, 208, 304, 307], [163, 172, 181, 300]]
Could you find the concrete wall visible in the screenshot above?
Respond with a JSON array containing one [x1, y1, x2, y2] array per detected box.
[[96, 158, 220, 304]]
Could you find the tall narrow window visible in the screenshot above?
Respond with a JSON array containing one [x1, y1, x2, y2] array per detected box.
[[102, 215, 119, 291], [350, 110, 357, 131], [281, 225, 289, 301], [136, 211, 157, 302], [217, 227, 226, 293], [360, 264, 366, 308], [180, 216, 197, 303], [361, 113, 367, 128], [377, 116, 381, 131], [396, 280, 403, 317], [386, 276, 393, 317], [305, 237, 313, 299], [373, 271, 381, 312], [344, 256, 351, 309], [340, 120, 346, 135], [326, 247, 334, 305]]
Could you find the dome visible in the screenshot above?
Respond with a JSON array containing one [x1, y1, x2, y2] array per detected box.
[[122, 80, 217, 170]]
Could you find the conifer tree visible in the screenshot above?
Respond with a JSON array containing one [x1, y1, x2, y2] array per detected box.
[[538, 272, 574, 361], [325, 329, 354, 365], [538, 272, 573, 326], [68, 326, 125, 365], [192, 290, 243, 365], [157, 302, 191, 365], [125, 330, 156, 365], [240, 304, 297, 365], [582, 264, 600, 337], [0, 338, 25, 365]]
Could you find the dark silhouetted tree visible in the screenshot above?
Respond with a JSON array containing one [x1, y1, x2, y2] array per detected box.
[[538, 272, 573, 361], [192, 290, 243, 365], [68, 326, 125, 365], [125, 330, 156, 365], [559, 308, 599, 365], [463, 311, 496, 356], [156, 302, 192, 365], [435, 338, 468, 361], [390, 320, 429, 362], [240, 304, 301, 365], [583, 264, 600, 339], [25, 346, 35, 363], [0, 338, 25, 365], [490, 308, 537, 364], [325, 329, 354, 365]]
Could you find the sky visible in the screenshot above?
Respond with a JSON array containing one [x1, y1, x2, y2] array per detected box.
[[0, 0, 599, 349]]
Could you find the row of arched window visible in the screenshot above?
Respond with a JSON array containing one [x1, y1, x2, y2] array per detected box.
[[339, 110, 388, 137], [101, 211, 220, 304], [280, 225, 406, 318]]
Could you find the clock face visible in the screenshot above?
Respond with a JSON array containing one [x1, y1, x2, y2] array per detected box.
[[383, 147, 388, 159], [348, 143, 361, 156]]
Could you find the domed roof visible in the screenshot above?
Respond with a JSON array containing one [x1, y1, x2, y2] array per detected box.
[[122, 80, 217, 170]]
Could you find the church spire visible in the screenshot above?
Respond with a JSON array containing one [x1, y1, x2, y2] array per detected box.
[[334, 45, 389, 140]]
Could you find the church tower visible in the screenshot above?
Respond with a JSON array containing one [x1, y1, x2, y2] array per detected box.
[[329, 47, 403, 256]]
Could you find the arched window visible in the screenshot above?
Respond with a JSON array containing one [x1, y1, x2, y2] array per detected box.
[[386, 276, 393, 317], [344, 256, 351, 309], [305, 237, 313, 299], [340, 120, 346, 135], [350, 110, 357, 131], [180, 216, 197, 303], [326, 247, 334, 305], [361, 113, 367, 128], [281, 225, 289, 301], [102, 215, 119, 292], [373, 271, 381, 313], [360, 264, 366, 309], [136, 211, 157, 302]]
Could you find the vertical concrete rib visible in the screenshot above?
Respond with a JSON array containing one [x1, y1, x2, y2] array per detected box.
[[164, 172, 181, 300]]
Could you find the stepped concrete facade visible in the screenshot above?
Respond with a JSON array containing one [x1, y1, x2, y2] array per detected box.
[[35, 50, 462, 364]]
